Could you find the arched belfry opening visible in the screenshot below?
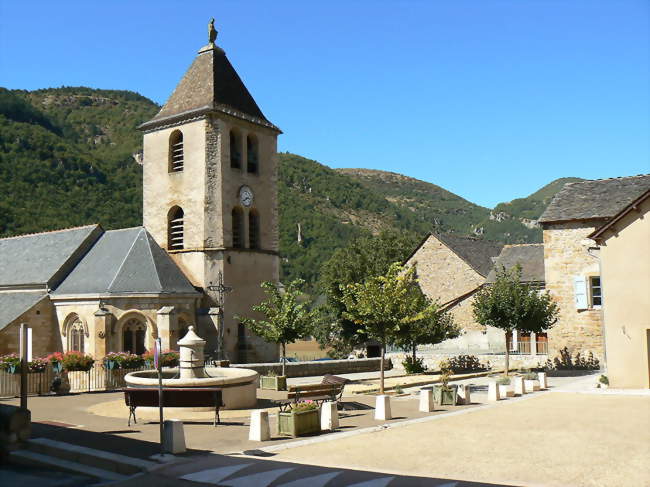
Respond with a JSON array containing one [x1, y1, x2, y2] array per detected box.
[[230, 130, 242, 169], [249, 209, 260, 249], [246, 134, 258, 174], [232, 207, 244, 248], [168, 206, 184, 250], [169, 130, 184, 172]]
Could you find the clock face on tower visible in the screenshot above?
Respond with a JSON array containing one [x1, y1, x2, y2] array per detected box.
[[239, 186, 254, 207]]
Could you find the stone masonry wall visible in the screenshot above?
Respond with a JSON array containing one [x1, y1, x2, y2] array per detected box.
[[0, 296, 60, 357], [543, 221, 605, 361], [406, 234, 486, 333]]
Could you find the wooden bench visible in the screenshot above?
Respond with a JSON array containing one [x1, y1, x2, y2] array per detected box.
[[277, 375, 349, 412], [123, 387, 223, 427]]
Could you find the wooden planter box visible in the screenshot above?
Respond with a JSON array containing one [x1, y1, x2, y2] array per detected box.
[[433, 385, 458, 406], [524, 379, 540, 393], [260, 375, 287, 391], [277, 408, 320, 437], [498, 384, 514, 397]]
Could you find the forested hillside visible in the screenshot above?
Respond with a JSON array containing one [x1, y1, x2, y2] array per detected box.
[[0, 87, 575, 287]]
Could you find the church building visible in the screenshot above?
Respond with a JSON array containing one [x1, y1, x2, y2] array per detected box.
[[0, 22, 281, 364]]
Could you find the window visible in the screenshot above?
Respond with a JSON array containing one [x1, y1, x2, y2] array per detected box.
[[169, 130, 184, 172], [168, 206, 184, 250], [248, 209, 260, 249], [232, 207, 244, 248], [590, 276, 602, 307], [68, 317, 85, 352], [123, 318, 146, 355], [246, 135, 258, 174], [230, 131, 241, 169]]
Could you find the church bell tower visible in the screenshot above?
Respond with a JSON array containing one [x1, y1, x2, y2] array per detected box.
[[139, 19, 281, 362]]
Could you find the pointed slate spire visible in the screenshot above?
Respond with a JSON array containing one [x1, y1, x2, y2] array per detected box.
[[140, 19, 280, 132]]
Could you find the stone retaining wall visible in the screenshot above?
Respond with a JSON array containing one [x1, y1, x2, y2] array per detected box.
[[231, 358, 391, 377], [387, 351, 548, 372]]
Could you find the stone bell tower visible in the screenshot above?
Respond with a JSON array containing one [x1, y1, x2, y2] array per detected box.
[[138, 19, 281, 363]]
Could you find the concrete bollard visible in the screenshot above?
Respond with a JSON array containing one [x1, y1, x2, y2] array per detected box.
[[538, 372, 548, 389], [163, 419, 186, 454], [524, 380, 540, 393], [249, 409, 270, 441], [374, 395, 392, 420], [487, 381, 501, 401], [513, 376, 525, 395], [457, 384, 471, 405], [320, 401, 339, 431], [419, 387, 434, 412]]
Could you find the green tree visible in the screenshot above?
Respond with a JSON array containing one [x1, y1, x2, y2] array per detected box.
[[237, 279, 316, 376], [472, 265, 559, 375], [317, 230, 419, 355], [340, 263, 437, 393], [394, 288, 460, 369]]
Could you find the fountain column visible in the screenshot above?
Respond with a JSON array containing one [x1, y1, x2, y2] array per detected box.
[[177, 326, 206, 379]]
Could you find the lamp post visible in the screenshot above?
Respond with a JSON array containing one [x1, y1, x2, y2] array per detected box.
[[207, 271, 233, 361]]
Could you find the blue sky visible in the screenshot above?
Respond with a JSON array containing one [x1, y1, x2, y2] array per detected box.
[[1, 1, 648, 207]]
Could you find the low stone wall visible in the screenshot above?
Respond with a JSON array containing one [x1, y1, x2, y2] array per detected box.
[[387, 351, 548, 372], [231, 358, 391, 378]]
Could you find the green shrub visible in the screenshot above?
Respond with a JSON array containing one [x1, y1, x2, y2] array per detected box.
[[402, 355, 427, 374], [446, 355, 488, 373], [61, 351, 95, 372], [598, 375, 609, 385], [522, 372, 538, 380], [495, 376, 511, 385]]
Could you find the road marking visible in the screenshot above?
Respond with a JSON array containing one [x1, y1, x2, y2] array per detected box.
[[277, 471, 342, 486], [347, 477, 395, 487], [220, 467, 294, 487], [181, 463, 251, 484]]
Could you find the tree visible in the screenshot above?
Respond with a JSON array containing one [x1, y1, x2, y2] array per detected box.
[[318, 230, 420, 355], [472, 265, 559, 375], [237, 279, 316, 376], [340, 263, 439, 393], [394, 288, 460, 370]]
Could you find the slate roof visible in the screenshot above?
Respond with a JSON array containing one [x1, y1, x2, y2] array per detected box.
[[589, 189, 650, 243], [434, 233, 504, 278], [486, 244, 545, 284], [0, 292, 48, 331], [539, 174, 650, 224], [0, 225, 102, 289], [140, 43, 279, 132], [53, 227, 199, 296]]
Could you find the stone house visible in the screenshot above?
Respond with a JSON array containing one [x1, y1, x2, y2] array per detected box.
[[0, 24, 281, 363], [539, 174, 650, 363], [404, 233, 503, 351], [589, 189, 650, 388]]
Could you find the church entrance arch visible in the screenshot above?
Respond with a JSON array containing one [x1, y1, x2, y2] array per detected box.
[[122, 318, 147, 355]]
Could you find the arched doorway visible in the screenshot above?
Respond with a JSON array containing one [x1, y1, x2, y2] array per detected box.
[[122, 317, 147, 355]]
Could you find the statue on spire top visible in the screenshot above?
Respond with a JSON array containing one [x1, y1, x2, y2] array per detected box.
[[208, 18, 218, 44]]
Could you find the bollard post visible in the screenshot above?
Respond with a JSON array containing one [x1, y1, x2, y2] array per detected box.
[[320, 401, 339, 431], [374, 395, 392, 420], [163, 419, 186, 454], [513, 376, 525, 395], [419, 387, 434, 412], [487, 381, 501, 401], [249, 410, 270, 441]]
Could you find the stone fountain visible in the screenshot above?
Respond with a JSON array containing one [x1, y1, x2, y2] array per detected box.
[[125, 326, 258, 409]]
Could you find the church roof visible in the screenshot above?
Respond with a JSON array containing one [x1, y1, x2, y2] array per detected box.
[[434, 233, 504, 278], [539, 174, 650, 224], [0, 292, 48, 331], [486, 244, 545, 284], [140, 43, 280, 132], [0, 225, 102, 289], [52, 227, 199, 296]]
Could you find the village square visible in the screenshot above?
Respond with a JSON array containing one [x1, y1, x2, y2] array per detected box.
[[0, 4, 648, 487]]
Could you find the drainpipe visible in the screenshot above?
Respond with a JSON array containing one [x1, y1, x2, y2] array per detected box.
[[587, 246, 607, 368]]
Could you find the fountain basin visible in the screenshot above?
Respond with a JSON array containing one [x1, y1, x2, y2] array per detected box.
[[125, 367, 258, 409]]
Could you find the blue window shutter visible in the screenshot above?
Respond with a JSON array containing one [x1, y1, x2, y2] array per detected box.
[[574, 276, 588, 309]]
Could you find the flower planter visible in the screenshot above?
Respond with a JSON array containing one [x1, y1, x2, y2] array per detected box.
[[433, 385, 458, 406], [277, 408, 320, 437], [498, 384, 514, 398], [7, 364, 20, 374], [104, 360, 117, 370], [52, 362, 62, 374], [260, 375, 287, 391], [524, 379, 540, 393]]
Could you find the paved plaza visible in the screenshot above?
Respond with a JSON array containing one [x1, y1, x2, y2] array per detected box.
[[2, 373, 649, 486]]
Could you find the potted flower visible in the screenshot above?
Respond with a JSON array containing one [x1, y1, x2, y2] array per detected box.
[[277, 400, 321, 437], [28, 357, 48, 373], [47, 352, 64, 374], [496, 376, 514, 397], [259, 369, 287, 391], [61, 351, 95, 372], [433, 360, 458, 406], [142, 350, 179, 368], [0, 354, 21, 374]]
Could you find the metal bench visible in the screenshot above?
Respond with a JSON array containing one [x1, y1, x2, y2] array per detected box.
[[123, 387, 223, 427], [277, 375, 349, 412]]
